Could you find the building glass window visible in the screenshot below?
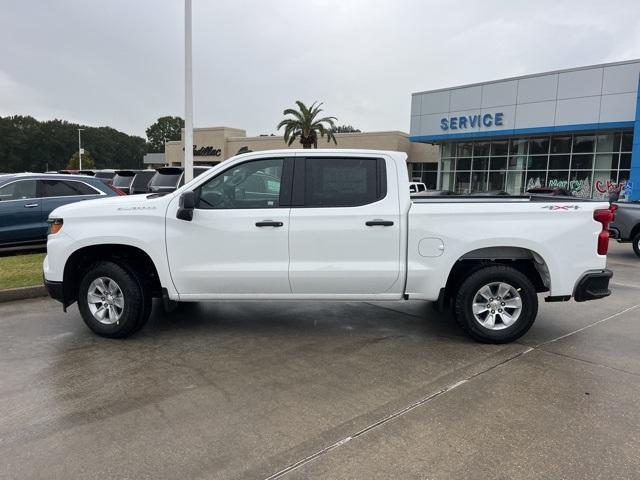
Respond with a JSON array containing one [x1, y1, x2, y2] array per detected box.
[[619, 153, 632, 170], [455, 171, 471, 193], [473, 142, 490, 157], [549, 155, 570, 170], [411, 163, 438, 190], [573, 135, 595, 153], [509, 139, 528, 156], [551, 136, 572, 154], [437, 129, 633, 198], [529, 137, 549, 155], [596, 133, 617, 152], [456, 158, 471, 170]]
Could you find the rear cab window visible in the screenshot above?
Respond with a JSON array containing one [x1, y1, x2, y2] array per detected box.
[[298, 157, 386, 207]]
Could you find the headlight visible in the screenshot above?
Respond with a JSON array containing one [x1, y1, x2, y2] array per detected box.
[[47, 218, 63, 235]]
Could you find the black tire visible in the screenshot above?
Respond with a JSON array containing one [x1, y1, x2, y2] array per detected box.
[[454, 265, 538, 344], [633, 233, 640, 258], [77, 261, 152, 338]]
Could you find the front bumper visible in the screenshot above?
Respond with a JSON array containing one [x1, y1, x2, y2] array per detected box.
[[574, 269, 613, 302], [44, 277, 64, 304]]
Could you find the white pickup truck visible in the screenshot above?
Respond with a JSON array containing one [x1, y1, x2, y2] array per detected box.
[[44, 149, 615, 343]]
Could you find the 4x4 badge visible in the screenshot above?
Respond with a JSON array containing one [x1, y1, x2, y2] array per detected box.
[[541, 205, 580, 210]]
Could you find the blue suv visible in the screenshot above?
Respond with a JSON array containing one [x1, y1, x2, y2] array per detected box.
[[0, 173, 120, 252]]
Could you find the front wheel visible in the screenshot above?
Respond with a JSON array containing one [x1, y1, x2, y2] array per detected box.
[[454, 265, 538, 344], [77, 261, 151, 338], [632, 233, 640, 258]]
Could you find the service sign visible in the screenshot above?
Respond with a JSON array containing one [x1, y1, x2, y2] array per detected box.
[[440, 112, 504, 131]]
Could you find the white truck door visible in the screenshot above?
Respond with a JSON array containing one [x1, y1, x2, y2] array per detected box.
[[165, 157, 292, 296], [288, 155, 402, 295]]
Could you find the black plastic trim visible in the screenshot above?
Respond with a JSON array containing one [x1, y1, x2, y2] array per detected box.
[[544, 295, 571, 303], [574, 269, 613, 302], [44, 278, 64, 303]]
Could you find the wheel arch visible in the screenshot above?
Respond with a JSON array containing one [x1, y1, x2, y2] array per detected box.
[[61, 244, 163, 308], [443, 246, 551, 305]]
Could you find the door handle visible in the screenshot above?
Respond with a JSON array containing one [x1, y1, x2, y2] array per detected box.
[[255, 220, 283, 227], [24, 203, 39, 208], [366, 220, 394, 227]]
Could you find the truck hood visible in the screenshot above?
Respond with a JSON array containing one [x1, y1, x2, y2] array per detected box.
[[49, 193, 174, 219]]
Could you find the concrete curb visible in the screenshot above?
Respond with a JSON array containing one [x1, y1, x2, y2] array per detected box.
[[0, 285, 48, 303]]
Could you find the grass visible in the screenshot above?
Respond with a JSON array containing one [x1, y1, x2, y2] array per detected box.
[[0, 252, 46, 289]]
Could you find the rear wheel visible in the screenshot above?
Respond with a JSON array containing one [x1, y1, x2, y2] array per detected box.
[[454, 265, 538, 343], [632, 233, 640, 258], [77, 261, 151, 338]]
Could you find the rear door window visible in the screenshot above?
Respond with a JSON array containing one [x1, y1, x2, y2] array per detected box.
[[304, 158, 384, 207], [43, 180, 100, 197]]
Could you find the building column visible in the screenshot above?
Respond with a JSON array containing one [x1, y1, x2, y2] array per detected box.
[[629, 75, 640, 201]]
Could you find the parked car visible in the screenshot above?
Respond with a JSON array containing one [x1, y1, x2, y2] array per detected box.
[[609, 202, 640, 257], [44, 149, 615, 343], [111, 170, 138, 195], [409, 182, 427, 194], [147, 166, 210, 194], [0, 173, 121, 252], [130, 170, 157, 194], [93, 170, 117, 185], [527, 187, 573, 196]]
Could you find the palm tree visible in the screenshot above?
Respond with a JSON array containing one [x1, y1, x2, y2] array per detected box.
[[277, 101, 338, 149]]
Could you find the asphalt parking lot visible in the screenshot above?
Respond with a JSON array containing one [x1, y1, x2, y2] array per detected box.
[[1, 242, 639, 480]]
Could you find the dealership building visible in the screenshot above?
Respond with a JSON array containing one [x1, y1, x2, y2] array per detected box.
[[410, 59, 640, 200], [155, 127, 440, 187]]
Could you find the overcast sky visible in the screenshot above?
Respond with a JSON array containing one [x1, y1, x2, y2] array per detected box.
[[1, 0, 639, 138]]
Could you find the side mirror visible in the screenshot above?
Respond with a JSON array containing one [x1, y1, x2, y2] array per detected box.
[[177, 191, 195, 221]]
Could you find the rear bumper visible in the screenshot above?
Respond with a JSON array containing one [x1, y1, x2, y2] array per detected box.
[[44, 278, 64, 304], [573, 269, 613, 302]]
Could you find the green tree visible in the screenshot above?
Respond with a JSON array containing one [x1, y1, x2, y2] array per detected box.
[[277, 101, 337, 149], [145, 116, 184, 153], [67, 150, 95, 169], [0, 115, 145, 172], [331, 125, 361, 133]]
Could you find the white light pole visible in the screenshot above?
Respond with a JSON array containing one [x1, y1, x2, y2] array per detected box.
[[183, 0, 194, 182], [77, 128, 85, 170]]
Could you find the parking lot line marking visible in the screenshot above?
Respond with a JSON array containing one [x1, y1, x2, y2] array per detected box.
[[535, 303, 640, 348], [537, 348, 640, 379], [264, 348, 534, 479], [611, 281, 640, 289], [265, 305, 637, 479]]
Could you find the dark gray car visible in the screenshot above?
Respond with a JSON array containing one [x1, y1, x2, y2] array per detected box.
[[610, 202, 640, 257]]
